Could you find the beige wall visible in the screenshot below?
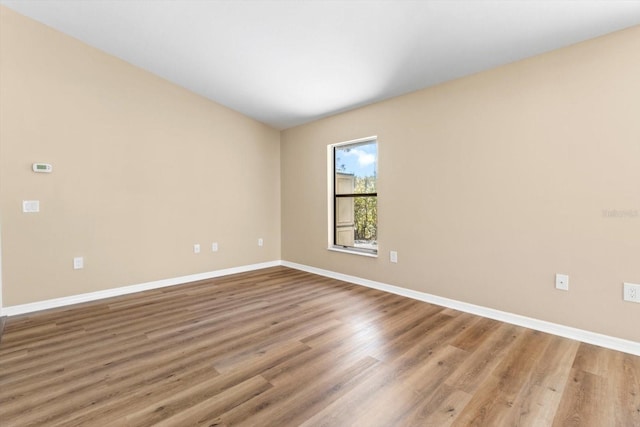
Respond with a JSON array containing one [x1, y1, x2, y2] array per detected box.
[[281, 26, 640, 342], [1, 5, 638, 343], [0, 7, 280, 306]]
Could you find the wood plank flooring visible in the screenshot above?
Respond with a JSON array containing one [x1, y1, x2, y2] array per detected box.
[[0, 266, 638, 426]]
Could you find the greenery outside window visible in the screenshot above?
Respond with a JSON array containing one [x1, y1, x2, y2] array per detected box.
[[329, 137, 377, 255]]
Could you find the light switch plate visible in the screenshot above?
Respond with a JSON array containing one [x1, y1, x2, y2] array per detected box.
[[23, 200, 40, 213]]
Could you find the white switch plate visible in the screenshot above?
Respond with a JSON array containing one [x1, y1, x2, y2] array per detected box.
[[193, 244, 200, 254], [390, 251, 398, 263], [555, 274, 569, 291], [73, 257, 84, 270], [212, 242, 218, 252], [258, 238, 264, 247], [22, 200, 40, 213]]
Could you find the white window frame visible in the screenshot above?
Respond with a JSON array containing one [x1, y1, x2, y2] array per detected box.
[[327, 136, 378, 257]]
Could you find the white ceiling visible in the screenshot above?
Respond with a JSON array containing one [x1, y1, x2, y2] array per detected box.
[[2, 1, 640, 129]]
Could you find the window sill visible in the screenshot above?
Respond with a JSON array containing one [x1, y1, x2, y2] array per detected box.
[[328, 246, 378, 258]]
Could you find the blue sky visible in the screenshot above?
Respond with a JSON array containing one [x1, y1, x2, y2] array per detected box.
[[335, 142, 377, 178]]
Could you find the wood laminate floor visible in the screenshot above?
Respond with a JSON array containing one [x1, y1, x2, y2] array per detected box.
[[0, 266, 639, 426]]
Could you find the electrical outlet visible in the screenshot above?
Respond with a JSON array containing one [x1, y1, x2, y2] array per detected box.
[[390, 251, 398, 263], [193, 244, 200, 254], [623, 283, 640, 303], [73, 257, 84, 270], [212, 242, 218, 252], [555, 274, 569, 291], [258, 238, 264, 247]]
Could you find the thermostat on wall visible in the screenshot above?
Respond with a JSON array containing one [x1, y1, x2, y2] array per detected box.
[[32, 163, 52, 173]]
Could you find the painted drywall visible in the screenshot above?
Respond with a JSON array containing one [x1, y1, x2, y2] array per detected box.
[[281, 25, 640, 342], [0, 7, 280, 306]]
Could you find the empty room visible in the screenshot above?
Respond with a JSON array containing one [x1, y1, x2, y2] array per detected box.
[[0, 1, 639, 426]]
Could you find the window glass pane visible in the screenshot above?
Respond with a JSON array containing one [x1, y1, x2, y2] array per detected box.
[[334, 141, 377, 195], [334, 196, 377, 250], [354, 196, 377, 250]]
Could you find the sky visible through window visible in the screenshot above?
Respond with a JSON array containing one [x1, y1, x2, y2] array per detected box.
[[335, 142, 377, 178]]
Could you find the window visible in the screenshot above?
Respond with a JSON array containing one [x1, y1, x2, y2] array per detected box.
[[329, 137, 377, 255]]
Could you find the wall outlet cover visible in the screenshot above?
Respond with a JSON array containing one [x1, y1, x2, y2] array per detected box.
[[623, 283, 640, 303], [555, 274, 569, 291]]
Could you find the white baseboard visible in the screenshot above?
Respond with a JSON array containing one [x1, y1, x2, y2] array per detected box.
[[281, 261, 640, 357], [2, 260, 282, 317], [4, 259, 638, 356]]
